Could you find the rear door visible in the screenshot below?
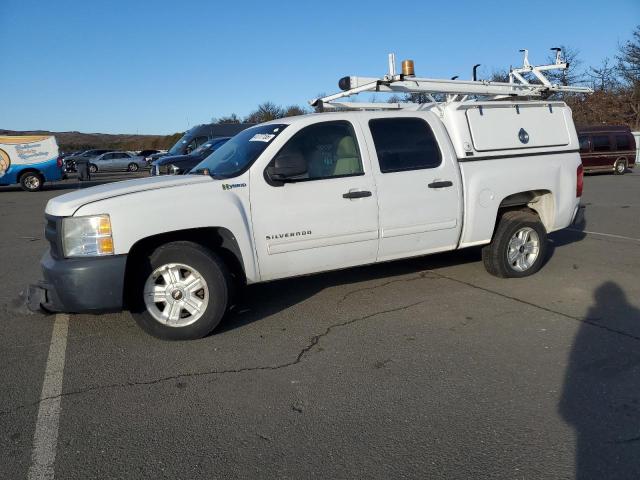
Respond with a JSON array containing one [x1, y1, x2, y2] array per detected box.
[[362, 114, 463, 261], [250, 119, 379, 281], [112, 152, 131, 170]]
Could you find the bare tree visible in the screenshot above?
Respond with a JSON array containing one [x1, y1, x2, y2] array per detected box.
[[244, 102, 286, 123], [489, 69, 510, 83], [212, 113, 241, 124], [283, 105, 308, 117], [616, 25, 640, 128], [586, 58, 619, 91]]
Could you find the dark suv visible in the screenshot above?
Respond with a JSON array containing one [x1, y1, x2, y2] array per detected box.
[[578, 126, 636, 175]]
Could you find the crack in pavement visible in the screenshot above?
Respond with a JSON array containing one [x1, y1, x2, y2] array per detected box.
[[0, 300, 425, 417], [336, 271, 441, 308], [4, 266, 638, 418], [430, 271, 640, 343]]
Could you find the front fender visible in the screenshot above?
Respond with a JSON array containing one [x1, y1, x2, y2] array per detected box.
[[74, 178, 260, 282]]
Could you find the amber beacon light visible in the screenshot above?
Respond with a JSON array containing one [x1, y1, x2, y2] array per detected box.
[[401, 59, 415, 76]]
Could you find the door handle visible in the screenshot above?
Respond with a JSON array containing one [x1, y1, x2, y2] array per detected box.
[[343, 190, 372, 199], [428, 180, 453, 188]]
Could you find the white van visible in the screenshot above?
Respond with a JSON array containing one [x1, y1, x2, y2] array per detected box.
[[0, 135, 62, 191]]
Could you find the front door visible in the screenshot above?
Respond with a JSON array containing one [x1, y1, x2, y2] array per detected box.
[[250, 120, 379, 281], [97, 153, 115, 171], [362, 114, 463, 261]]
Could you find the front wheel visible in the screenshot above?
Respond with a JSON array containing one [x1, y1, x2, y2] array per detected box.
[[89, 164, 98, 174], [19, 172, 43, 192], [482, 210, 548, 278], [130, 242, 230, 340], [614, 159, 627, 175], [127, 162, 139, 172]]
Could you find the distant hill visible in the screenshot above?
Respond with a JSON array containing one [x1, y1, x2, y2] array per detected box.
[[0, 129, 183, 153]]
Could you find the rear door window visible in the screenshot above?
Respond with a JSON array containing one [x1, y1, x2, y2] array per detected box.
[[592, 135, 611, 152], [615, 135, 631, 150], [368, 118, 441, 173]]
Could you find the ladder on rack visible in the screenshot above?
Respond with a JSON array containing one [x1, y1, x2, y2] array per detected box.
[[309, 50, 593, 111]]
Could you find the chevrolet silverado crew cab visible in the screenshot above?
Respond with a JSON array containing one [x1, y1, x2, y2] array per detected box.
[[31, 55, 587, 340]]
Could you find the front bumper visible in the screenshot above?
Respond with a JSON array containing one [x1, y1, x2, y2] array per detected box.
[[29, 250, 127, 313]]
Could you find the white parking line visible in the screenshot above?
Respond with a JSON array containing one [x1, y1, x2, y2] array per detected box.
[[567, 228, 640, 243], [27, 314, 69, 480]]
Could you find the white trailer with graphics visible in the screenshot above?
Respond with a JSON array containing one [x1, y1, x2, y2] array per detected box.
[[0, 135, 62, 191]]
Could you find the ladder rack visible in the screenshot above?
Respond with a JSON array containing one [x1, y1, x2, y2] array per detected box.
[[309, 50, 593, 110]]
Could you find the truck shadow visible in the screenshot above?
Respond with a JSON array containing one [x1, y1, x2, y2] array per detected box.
[[559, 281, 640, 479], [218, 247, 483, 334]]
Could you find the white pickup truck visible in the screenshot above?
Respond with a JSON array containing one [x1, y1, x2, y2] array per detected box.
[[32, 101, 583, 339]]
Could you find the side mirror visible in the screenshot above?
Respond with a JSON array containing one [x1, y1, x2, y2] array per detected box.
[[266, 152, 307, 184]]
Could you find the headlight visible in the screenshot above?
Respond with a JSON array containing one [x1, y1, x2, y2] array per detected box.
[[62, 214, 114, 257]]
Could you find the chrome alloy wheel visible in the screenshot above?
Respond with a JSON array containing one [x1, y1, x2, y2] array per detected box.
[[506, 227, 540, 272], [24, 175, 40, 190], [143, 263, 209, 327]]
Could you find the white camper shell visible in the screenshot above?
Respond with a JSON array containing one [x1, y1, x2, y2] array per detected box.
[[31, 50, 588, 340]]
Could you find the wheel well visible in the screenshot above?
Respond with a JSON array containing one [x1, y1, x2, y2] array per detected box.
[[494, 190, 554, 233], [17, 168, 42, 180], [123, 227, 246, 308]]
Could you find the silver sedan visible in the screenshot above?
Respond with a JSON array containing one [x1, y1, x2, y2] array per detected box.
[[89, 152, 148, 173]]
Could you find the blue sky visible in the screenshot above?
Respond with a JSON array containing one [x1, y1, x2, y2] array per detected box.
[[1, 0, 638, 135]]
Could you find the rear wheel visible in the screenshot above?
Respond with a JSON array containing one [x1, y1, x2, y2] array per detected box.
[[614, 159, 627, 175], [131, 242, 230, 340], [19, 171, 43, 192], [127, 162, 139, 172], [482, 210, 547, 278]]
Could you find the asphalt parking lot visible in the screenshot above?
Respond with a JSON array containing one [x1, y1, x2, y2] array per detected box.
[[1, 170, 639, 479]]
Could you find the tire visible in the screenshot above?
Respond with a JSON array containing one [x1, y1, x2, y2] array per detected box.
[[482, 210, 548, 278], [89, 164, 98, 174], [614, 159, 627, 175], [19, 171, 43, 192], [127, 162, 139, 172], [130, 241, 230, 340]]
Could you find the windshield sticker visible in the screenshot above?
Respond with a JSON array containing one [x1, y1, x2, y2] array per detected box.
[[222, 182, 247, 191], [249, 133, 275, 142]]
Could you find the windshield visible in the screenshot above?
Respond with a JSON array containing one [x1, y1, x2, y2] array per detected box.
[[192, 124, 287, 179], [168, 128, 198, 155]]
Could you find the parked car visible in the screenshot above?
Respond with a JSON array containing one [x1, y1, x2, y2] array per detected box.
[[138, 150, 160, 157], [89, 151, 147, 173], [633, 131, 640, 166], [150, 138, 230, 176], [0, 135, 62, 191], [33, 99, 583, 339], [577, 126, 636, 174], [146, 123, 254, 164], [63, 149, 114, 172]]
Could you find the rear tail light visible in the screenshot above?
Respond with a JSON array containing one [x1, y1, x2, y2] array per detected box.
[[57, 156, 63, 168], [576, 164, 584, 197]]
